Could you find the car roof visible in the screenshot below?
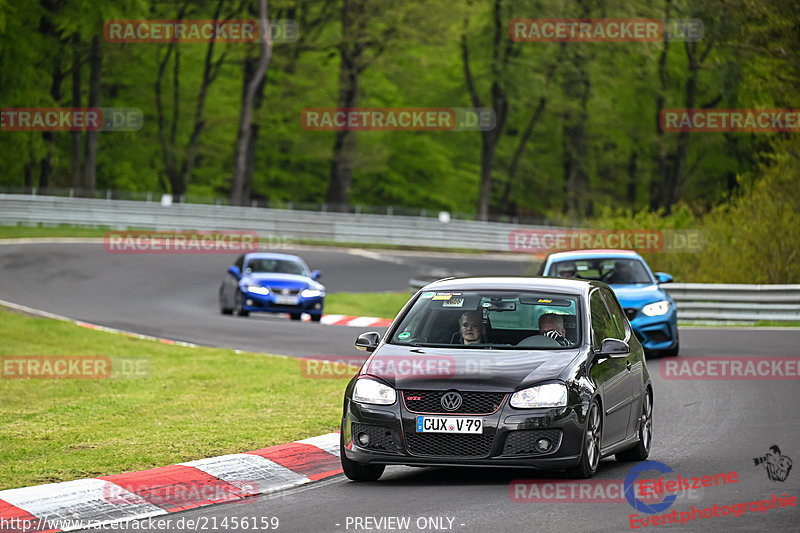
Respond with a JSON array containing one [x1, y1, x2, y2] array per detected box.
[[244, 252, 304, 262], [546, 249, 644, 261], [422, 276, 600, 295]]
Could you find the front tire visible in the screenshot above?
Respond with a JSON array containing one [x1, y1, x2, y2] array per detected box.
[[289, 313, 302, 321], [616, 388, 652, 462], [340, 434, 385, 481], [234, 291, 249, 317], [662, 339, 679, 357], [219, 288, 233, 315], [310, 314, 322, 322], [566, 400, 602, 479]]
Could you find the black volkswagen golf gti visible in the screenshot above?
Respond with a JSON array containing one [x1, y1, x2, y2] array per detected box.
[[340, 277, 653, 480]]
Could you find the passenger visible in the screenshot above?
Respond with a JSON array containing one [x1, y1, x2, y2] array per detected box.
[[458, 311, 487, 345], [539, 313, 571, 346]]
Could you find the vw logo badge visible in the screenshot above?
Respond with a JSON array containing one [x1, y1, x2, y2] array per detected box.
[[441, 391, 463, 411]]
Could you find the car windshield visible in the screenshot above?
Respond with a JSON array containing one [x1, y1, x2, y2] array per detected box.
[[389, 290, 580, 349], [552, 258, 652, 285], [245, 258, 308, 276]]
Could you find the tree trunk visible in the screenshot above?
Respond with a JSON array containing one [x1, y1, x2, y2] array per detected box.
[[231, 0, 273, 206], [70, 33, 82, 192], [40, 57, 63, 189], [325, 0, 364, 211], [500, 95, 547, 214], [83, 34, 101, 193], [177, 0, 227, 202], [38, 0, 63, 191]]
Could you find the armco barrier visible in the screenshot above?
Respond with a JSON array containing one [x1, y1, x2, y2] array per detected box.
[[0, 194, 544, 252], [664, 283, 800, 323]]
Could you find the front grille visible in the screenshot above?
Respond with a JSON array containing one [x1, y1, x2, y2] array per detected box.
[[269, 288, 301, 296], [402, 390, 506, 415], [502, 429, 563, 456], [352, 423, 401, 454], [405, 433, 494, 458], [624, 308, 638, 320]]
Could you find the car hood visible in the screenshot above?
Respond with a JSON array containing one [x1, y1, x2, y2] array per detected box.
[[359, 343, 581, 391], [608, 283, 667, 307], [242, 273, 313, 289]]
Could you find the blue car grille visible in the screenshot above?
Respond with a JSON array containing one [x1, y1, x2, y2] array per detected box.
[[269, 288, 301, 296]]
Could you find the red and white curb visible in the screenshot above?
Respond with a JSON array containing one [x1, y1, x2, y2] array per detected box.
[[308, 314, 393, 327], [0, 433, 341, 532]]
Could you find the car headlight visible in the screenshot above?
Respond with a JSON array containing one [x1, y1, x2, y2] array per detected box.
[[301, 288, 323, 298], [510, 383, 567, 408], [353, 378, 396, 405], [642, 300, 670, 316], [246, 285, 270, 295]]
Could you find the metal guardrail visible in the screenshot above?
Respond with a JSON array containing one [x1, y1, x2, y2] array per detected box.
[[408, 279, 800, 323], [664, 283, 800, 323], [0, 194, 548, 252]]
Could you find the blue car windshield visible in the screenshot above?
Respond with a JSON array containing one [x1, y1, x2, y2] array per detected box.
[[390, 290, 580, 349], [552, 258, 652, 285], [245, 259, 308, 276]]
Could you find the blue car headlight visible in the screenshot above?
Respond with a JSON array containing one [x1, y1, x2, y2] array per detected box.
[[642, 300, 670, 316], [301, 289, 324, 298], [246, 285, 270, 295]]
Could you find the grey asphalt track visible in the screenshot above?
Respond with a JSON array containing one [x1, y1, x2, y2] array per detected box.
[[1, 241, 798, 533], [0, 242, 531, 357]]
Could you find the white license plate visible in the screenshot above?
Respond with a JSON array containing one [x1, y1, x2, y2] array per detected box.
[[415, 416, 483, 434], [274, 295, 299, 305]]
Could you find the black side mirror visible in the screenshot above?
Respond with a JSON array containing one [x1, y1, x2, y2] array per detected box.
[[597, 338, 630, 358], [355, 332, 381, 352], [228, 265, 241, 278]]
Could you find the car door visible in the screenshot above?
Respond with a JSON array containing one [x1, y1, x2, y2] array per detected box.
[[588, 289, 633, 446], [601, 286, 644, 440]]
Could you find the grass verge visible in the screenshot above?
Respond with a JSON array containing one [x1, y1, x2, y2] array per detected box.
[[324, 291, 410, 319], [0, 307, 347, 491]]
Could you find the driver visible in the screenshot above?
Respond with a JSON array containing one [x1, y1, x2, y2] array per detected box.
[[608, 260, 634, 284], [539, 313, 571, 346], [458, 311, 487, 345]]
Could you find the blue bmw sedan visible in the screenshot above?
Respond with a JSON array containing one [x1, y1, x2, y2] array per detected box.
[[219, 253, 325, 321], [540, 250, 678, 356]]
